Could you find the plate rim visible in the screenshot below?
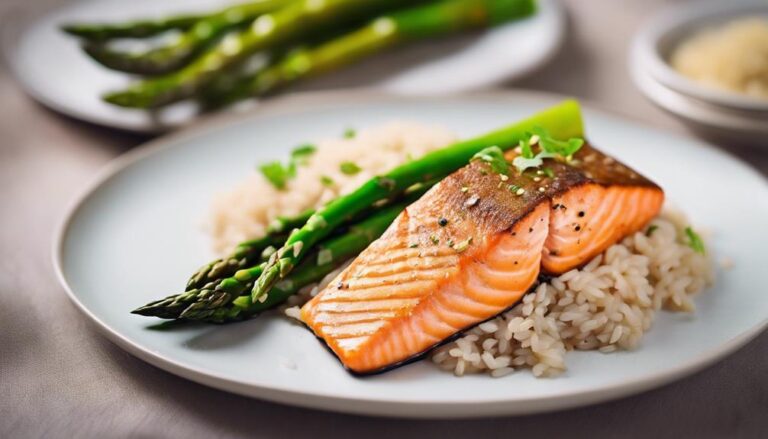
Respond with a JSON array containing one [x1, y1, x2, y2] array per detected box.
[[52, 89, 768, 418]]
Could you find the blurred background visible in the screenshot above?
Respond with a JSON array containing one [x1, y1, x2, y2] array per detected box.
[[1, 0, 766, 437]]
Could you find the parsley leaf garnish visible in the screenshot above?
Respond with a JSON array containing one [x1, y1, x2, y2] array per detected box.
[[259, 143, 317, 190], [512, 126, 584, 174], [340, 161, 362, 175], [320, 175, 334, 186], [471, 146, 509, 175], [291, 144, 316, 164], [534, 126, 584, 158], [685, 227, 706, 254], [343, 128, 356, 139], [259, 161, 291, 189]]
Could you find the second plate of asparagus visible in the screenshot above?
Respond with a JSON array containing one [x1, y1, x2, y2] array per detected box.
[[11, 0, 564, 131]]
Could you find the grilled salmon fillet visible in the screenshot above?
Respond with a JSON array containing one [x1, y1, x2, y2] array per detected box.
[[301, 143, 664, 374]]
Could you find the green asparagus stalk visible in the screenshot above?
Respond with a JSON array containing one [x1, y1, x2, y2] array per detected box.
[[103, 0, 418, 108], [251, 100, 585, 303], [62, 0, 291, 42], [133, 264, 265, 319], [201, 0, 537, 108], [133, 192, 415, 321], [182, 198, 407, 322], [186, 233, 286, 291], [80, 0, 294, 75], [186, 208, 313, 290]]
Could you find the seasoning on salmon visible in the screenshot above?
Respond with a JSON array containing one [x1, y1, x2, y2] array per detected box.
[[301, 142, 664, 374]]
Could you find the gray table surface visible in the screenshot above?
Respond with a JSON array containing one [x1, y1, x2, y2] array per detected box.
[[1, 0, 766, 438]]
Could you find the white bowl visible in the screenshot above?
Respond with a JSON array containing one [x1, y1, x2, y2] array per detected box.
[[632, 0, 768, 113], [629, 0, 768, 146]]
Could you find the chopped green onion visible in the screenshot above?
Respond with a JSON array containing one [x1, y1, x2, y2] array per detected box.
[[343, 128, 356, 138], [320, 175, 334, 186]]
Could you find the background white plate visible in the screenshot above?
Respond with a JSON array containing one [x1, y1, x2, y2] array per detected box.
[[55, 91, 768, 418], [8, 0, 564, 133]]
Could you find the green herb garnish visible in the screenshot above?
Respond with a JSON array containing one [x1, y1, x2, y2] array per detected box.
[[343, 128, 356, 138], [534, 126, 584, 158], [259, 161, 291, 189], [259, 144, 317, 190], [291, 144, 316, 164], [320, 175, 334, 187], [646, 225, 658, 236], [542, 167, 555, 178], [512, 126, 584, 174], [340, 161, 362, 175], [685, 227, 706, 254], [471, 146, 509, 175]]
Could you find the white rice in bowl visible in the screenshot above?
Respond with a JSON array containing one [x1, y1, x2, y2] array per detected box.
[[208, 121, 716, 379]]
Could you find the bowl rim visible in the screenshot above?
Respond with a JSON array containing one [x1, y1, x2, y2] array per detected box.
[[632, 0, 768, 113]]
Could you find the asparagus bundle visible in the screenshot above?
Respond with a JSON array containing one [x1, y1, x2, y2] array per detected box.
[[134, 191, 423, 321], [185, 199, 410, 322], [103, 0, 417, 108], [62, 0, 295, 41], [201, 0, 537, 108], [186, 208, 312, 291], [78, 0, 294, 75], [250, 100, 584, 303], [133, 101, 583, 323]]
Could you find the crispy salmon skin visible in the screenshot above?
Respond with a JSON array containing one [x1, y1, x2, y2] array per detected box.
[[301, 142, 664, 374]]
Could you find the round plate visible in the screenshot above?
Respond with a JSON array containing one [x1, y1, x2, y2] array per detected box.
[[54, 91, 768, 418], [8, 0, 564, 133]]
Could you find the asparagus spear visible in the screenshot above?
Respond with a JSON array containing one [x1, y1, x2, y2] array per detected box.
[[133, 264, 265, 319], [186, 234, 285, 291], [62, 0, 290, 42], [133, 193, 414, 321], [182, 199, 407, 322], [201, 0, 537, 108], [186, 208, 313, 290], [251, 100, 585, 303], [103, 0, 418, 108], [80, 0, 294, 75]]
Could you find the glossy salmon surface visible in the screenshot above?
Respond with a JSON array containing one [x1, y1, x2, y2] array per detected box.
[[302, 143, 663, 374]]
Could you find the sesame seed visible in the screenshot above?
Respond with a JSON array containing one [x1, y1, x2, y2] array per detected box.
[[515, 188, 525, 196], [464, 195, 479, 207]]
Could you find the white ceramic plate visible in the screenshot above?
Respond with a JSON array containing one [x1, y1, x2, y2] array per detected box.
[[8, 0, 564, 133], [54, 91, 768, 418]]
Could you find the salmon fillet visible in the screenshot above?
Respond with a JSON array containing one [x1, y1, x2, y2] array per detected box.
[[301, 143, 663, 374]]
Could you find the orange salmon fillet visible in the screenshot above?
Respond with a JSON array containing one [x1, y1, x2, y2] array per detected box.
[[301, 143, 663, 374]]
